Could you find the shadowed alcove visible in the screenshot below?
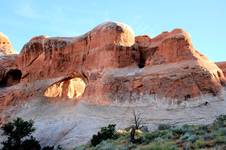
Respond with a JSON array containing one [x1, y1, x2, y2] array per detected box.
[[0, 69, 22, 87]]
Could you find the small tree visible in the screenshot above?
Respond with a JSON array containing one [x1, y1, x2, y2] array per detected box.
[[21, 136, 41, 150], [132, 110, 143, 130], [130, 110, 144, 143], [1, 117, 61, 150], [91, 124, 116, 146], [1, 117, 41, 150]]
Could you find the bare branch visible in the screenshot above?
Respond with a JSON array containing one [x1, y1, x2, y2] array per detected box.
[[132, 110, 144, 129]]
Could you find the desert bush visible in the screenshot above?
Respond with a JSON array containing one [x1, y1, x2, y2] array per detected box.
[[158, 124, 172, 130], [203, 133, 214, 141], [91, 124, 116, 146], [142, 129, 173, 144], [193, 139, 216, 148], [20, 136, 41, 150], [1, 117, 40, 150], [43, 145, 63, 150], [212, 115, 226, 128], [73, 145, 87, 150], [1, 117, 62, 150], [171, 124, 197, 138], [74, 115, 226, 149], [42, 146, 55, 150], [93, 140, 120, 150], [214, 135, 226, 144], [180, 132, 198, 143], [139, 141, 178, 150]]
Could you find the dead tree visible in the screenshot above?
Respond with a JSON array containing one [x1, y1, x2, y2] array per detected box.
[[133, 110, 143, 129], [130, 110, 144, 143]]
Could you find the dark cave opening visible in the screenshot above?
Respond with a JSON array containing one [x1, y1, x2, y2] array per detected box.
[[0, 69, 22, 87], [138, 51, 146, 68]]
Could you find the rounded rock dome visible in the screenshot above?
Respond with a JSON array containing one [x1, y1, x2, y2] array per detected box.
[[89, 21, 135, 47]]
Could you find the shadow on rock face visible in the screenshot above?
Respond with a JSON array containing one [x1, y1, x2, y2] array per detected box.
[[0, 69, 22, 87]]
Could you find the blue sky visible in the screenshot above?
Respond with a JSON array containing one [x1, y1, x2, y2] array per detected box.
[[0, 0, 225, 61]]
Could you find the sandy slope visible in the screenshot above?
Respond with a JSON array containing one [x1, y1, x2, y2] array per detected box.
[[0, 89, 226, 149]]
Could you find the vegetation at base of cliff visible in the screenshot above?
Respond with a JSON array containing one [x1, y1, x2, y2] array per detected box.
[[74, 115, 226, 150], [91, 124, 117, 146], [1, 117, 62, 150]]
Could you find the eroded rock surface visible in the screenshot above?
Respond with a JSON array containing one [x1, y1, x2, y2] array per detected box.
[[16, 22, 136, 82], [217, 61, 226, 77], [1, 21, 226, 104]]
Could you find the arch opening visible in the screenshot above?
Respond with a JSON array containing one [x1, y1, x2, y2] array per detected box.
[[44, 77, 86, 99]]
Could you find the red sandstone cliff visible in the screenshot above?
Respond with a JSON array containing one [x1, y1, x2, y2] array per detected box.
[[0, 22, 225, 105]]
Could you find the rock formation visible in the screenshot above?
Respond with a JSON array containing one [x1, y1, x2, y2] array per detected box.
[[44, 77, 86, 99], [0, 22, 226, 148], [0, 32, 15, 55], [0, 32, 19, 87], [0, 21, 225, 105], [217, 62, 226, 77], [16, 22, 136, 83]]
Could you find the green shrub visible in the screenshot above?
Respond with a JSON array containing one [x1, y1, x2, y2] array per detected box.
[[42, 146, 55, 150], [172, 126, 187, 136], [140, 141, 178, 150], [158, 124, 172, 130], [74, 115, 226, 149], [212, 115, 226, 128], [42, 145, 62, 150], [193, 139, 215, 148], [1, 117, 62, 150], [73, 145, 86, 150], [143, 129, 173, 144], [21, 137, 41, 150], [203, 133, 214, 141], [214, 135, 226, 144], [91, 124, 116, 146], [180, 132, 198, 143], [1, 117, 38, 150], [94, 140, 120, 150]]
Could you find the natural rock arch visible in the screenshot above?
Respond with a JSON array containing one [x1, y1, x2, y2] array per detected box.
[[44, 76, 87, 99]]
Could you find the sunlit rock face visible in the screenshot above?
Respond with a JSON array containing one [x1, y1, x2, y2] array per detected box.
[[134, 29, 210, 67], [16, 22, 136, 83], [1, 21, 225, 104], [0, 32, 15, 55], [44, 77, 86, 99], [217, 62, 226, 77]]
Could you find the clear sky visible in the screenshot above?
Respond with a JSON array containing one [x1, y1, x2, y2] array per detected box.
[[0, 0, 225, 61]]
